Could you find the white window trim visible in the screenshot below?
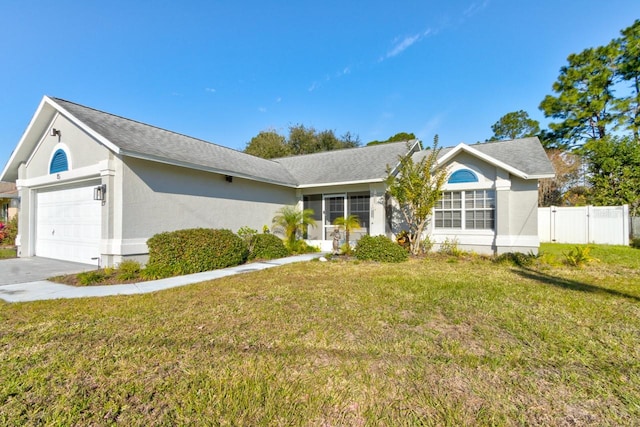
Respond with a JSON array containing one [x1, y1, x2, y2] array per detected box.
[[434, 189, 496, 231]]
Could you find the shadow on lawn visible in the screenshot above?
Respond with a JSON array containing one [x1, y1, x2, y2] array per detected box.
[[512, 267, 640, 303]]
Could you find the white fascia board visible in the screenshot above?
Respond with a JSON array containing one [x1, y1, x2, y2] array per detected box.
[[387, 139, 423, 176], [437, 143, 531, 180], [120, 150, 299, 188], [295, 178, 384, 189], [45, 97, 122, 154]]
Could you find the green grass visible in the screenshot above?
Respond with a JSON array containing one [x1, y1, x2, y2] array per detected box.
[[1, 245, 639, 425], [0, 247, 16, 259]]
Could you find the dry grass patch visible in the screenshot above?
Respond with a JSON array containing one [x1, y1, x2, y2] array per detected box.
[[1, 248, 639, 425]]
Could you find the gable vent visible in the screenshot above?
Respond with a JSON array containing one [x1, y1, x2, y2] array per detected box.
[[448, 169, 478, 184], [50, 149, 69, 174]]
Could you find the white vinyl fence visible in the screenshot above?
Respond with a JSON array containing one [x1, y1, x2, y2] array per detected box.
[[538, 205, 630, 246]]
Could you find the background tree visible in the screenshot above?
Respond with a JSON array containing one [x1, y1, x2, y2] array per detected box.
[[386, 135, 449, 255], [245, 125, 361, 158], [489, 110, 540, 141], [271, 206, 317, 248], [581, 136, 640, 215], [540, 43, 619, 146], [244, 130, 290, 159], [617, 19, 640, 139], [538, 149, 582, 206], [367, 132, 416, 146]]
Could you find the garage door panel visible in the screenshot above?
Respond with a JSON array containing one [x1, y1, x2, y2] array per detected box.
[[36, 185, 102, 264]]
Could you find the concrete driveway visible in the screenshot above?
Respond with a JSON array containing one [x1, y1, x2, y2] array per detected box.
[[0, 257, 95, 286]]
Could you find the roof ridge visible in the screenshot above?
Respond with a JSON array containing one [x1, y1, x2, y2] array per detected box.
[[273, 139, 415, 161], [477, 137, 536, 146]]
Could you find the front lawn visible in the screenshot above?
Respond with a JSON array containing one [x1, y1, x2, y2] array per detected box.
[[1, 245, 638, 425]]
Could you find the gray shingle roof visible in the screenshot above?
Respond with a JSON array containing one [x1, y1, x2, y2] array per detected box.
[[48, 97, 552, 187], [416, 137, 554, 178], [51, 98, 298, 187], [274, 141, 419, 186]]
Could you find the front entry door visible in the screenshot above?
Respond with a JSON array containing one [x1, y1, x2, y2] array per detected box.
[[323, 195, 346, 240]]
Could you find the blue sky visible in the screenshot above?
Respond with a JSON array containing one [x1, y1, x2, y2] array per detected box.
[[1, 0, 639, 168]]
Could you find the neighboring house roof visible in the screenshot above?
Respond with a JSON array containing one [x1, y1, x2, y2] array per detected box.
[[0, 96, 554, 186], [0, 181, 18, 198], [274, 140, 421, 187], [414, 137, 555, 180]]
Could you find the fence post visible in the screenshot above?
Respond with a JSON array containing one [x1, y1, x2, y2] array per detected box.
[[622, 205, 630, 246], [587, 205, 594, 244], [550, 206, 556, 242]]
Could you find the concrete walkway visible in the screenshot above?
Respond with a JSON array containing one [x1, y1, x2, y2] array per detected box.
[[0, 253, 324, 303]]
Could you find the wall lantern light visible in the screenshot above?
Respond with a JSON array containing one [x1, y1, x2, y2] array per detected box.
[[93, 184, 106, 205], [51, 128, 61, 141]]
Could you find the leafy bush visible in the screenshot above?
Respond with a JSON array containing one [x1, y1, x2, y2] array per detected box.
[[438, 237, 466, 257], [249, 233, 289, 260], [146, 228, 249, 278], [0, 216, 17, 246], [395, 230, 410, 251], [631, 238, 640, 249], [563, 245, 595, 267], [77, 270, 107, 286], [117, 260, 142, 281], [287, 239, 320, 255], [355, 235, 408, 263], [237, 226, 258, 252], [340, 242, 353, 256]]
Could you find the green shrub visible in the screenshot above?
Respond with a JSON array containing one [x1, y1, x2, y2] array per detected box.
[[77, 270, 107, 286], [249, 233, 289, 260], [355, 235, 408, 263], [117, 260, 142, 281], [287, 239, 320, 255], [0, 216, 18, 246], [631, 238, 640, 249], [340, 242, 353, 256], [563, 245, 595, 267], [146, 228, 249, 278], [438, 237, 466, 257], [140, 264, 173, 281], [237, 226, 258, 252]]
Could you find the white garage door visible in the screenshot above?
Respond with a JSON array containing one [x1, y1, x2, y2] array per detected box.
[[36, 184, 102, 264]]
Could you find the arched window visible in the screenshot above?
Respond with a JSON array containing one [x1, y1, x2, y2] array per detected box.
[[49, 149, 69, 173], [448, 169, 478, 184]]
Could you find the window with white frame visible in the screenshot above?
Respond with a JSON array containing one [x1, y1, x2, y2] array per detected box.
[[435, 190, 495, 230]]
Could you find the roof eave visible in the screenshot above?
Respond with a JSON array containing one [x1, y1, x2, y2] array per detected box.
[[437, 143, 542, 180], [120, 150, 299, 188], [296, 178, 385, 189]]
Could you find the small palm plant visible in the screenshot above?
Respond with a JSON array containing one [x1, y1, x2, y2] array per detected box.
[[272, 206, 317, 248], [333, 215, 361, 252]]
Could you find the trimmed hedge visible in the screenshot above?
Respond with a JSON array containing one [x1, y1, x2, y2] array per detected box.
[[249, 233, 289, 260], [146, 228, 248, 277], [355, 235, 408, 263]]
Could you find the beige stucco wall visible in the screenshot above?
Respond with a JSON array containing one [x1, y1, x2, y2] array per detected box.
[[25, 114, 110, 179], [444, 152, 497, 182], [116, 157, 298, 259]]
